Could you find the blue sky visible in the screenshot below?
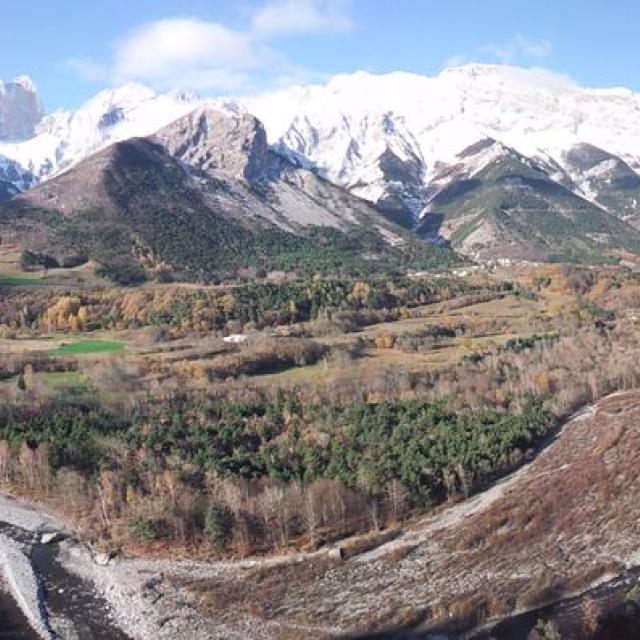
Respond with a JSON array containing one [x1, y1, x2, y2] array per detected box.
[[3, 0, 640, 112]]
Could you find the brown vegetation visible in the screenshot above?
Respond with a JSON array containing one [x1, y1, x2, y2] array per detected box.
[[2, 263, 640, 637]]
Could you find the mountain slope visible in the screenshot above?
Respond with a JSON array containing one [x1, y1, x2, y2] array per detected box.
[[5, 65, 640, 262], [153, 106, 421, 236], [0, 107, 454, 281], [559, 142, 640, 224], [243, 66, 640, 230], [0, 155, 35, 201], [415, 139, 640, 261]]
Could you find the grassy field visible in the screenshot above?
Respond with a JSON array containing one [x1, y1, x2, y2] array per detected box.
[[0, 371, 88, 393], [0, 273, 48, 286], [0, 244, 104, 288], [48, 339, 125, 356], [248, 292, 543, 387], [250, 332, 525, 387], [0, 266, 588, 404]]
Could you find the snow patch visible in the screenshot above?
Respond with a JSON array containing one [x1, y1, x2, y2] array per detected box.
[[4, 64, 640, 217]]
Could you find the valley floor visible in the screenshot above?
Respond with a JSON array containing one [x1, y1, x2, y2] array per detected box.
[[2, 390, 640, 639]]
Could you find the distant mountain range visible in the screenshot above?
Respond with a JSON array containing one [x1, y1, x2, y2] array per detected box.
[[1, 106, 445, 282], [3, 64, 640, 266]]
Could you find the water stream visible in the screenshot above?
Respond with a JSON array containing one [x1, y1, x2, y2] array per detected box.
[[0, 589, 38, 640], [0, 522, 130, 640]]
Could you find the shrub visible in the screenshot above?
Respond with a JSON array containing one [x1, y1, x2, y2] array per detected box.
[[529, 619, 562, 640], [625, 585, 640, 611], [95, 263, 147, 286], [129, 515, 162, 542], [20, 250, 59, 271], [204, 503, 233, 550]]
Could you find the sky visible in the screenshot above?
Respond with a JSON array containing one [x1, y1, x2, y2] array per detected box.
[[2, 0, 640, 113]]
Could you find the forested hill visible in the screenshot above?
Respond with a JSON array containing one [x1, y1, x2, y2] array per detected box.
[[1, 109, 459, 283]]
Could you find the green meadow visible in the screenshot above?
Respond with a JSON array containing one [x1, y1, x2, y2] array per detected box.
[[48, 339, 125, 356]]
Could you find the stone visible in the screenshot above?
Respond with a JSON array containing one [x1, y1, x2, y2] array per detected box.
[[40, 531, 66, 544], [327, 546, 345, 561]]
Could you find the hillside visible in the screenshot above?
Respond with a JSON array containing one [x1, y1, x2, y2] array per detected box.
[[418, 139, 640, 261], [0, 107, 455, 282], [188, 390, 640, 639], [1, 260, 640, 638], [4, 66, 640, 261]]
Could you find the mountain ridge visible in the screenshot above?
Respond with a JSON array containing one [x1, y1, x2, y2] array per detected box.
[[1, 106, 455, 282], [4, 65, 640, 262]]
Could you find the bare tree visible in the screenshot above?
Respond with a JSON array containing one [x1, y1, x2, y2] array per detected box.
[[300, 482, 321, 547], [386, 479, 409, 522]]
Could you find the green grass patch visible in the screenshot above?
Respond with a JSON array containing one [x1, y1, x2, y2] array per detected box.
[[0, 274, 47, 286], [48, 339, 125, 356]]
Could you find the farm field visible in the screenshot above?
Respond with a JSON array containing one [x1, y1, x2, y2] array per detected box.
[[0, 273, 48, 286], [47, 339, 125, 356]]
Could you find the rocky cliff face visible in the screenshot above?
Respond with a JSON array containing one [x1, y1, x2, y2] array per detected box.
[[0, 77, 43, 141], [0, 155, 36, 201], [154, 107, 278, 181]]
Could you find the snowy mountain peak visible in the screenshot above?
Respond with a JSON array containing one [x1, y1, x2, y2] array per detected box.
[[3, 64, 640, 246], [0, 80, 204, 189], [0, 75, 43, 141], [85, 82, 158, 110], [9, 75, 38, 93], [239, 66, 640, 225]]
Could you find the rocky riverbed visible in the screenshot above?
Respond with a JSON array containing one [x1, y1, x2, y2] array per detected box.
[[0, 493, 295, 639], [0, 498, 130, 639]]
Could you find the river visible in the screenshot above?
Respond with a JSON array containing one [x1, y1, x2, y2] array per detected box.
[[0, 589, 38, 639], [0, 521, 130, 640]]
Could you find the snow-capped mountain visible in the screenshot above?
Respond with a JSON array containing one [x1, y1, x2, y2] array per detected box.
[[5, 64, 640, 260], [2, 105, 420, 280], [0, 76, 43, 141], [0, 82, 209, 188], [244, 65, 640, 224]]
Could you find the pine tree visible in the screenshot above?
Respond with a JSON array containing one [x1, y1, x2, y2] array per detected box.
[[204, 503, 233, 550]]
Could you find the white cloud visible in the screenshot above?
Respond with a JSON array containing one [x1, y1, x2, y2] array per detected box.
[[443, 54, 471, 69], [506, 67, 576, 91], [66, 1, 353, 93], [64, 57, 108, 83], [110, 18, 277, 90], [251, 0, 352, 37]]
